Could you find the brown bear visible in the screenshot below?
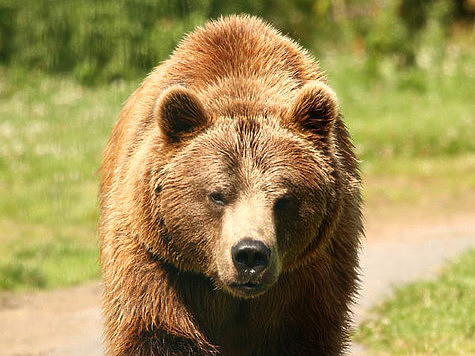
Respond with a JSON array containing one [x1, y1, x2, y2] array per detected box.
[[99, 15, 362, 356]]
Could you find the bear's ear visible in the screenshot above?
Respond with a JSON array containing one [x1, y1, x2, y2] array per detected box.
[[154, 86, 210, 143], [287, 81, 339, 138]]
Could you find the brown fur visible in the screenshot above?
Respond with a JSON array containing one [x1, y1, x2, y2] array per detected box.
[[99, 15, 362, 356]]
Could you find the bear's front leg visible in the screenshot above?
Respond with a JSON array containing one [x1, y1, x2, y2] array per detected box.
[[116, 330, 216, 356], [101, 243, 218, 356]]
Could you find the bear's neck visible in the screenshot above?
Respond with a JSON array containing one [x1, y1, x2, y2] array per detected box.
[[161, 263, 302, 351]]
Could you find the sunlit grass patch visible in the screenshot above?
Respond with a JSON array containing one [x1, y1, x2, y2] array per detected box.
[[362, 155, 475, 207], [0, 235, 99, 291], [324, 52, 475, 162], [0, 68, 137, 291], [355, 249, 475, 355]]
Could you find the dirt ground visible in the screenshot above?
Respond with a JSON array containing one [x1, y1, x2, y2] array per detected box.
[[1, 207, 474, 356]]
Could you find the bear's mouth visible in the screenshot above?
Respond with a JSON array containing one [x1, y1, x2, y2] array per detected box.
[[229, 282, 266, 296]]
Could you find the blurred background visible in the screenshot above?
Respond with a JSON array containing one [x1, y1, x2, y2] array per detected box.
[[0, 1, 473, 354]]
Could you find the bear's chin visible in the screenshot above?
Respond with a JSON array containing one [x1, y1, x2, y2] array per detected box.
[[218, 271, 281, 298], [224, 281, 273, 298]]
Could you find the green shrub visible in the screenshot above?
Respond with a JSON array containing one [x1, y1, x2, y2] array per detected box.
[[0, 0, 465, 84], [0, 0, 211, 83], [361, 0, 455, 79]]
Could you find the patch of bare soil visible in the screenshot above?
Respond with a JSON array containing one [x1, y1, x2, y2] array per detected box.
[[0, 283, 102, 356]]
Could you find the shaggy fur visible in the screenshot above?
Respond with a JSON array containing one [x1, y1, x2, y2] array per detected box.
[[99, 15, 362, 356]]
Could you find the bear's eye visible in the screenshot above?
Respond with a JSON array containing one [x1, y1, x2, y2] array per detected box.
[[209, 192, 226, 206], [274, 194, 293, 212]]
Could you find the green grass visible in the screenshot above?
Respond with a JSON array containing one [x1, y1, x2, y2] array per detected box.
[[0, 68, 138, 290], [0, 235, 98, 290], [356, 249, 475, 355], [0, 43, 474, 291], [323, 44, 475, 208], [323, 48, 475, 161], [362, 155, 475, 209]]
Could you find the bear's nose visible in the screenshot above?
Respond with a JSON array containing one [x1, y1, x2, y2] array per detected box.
[[231, 239, 270, 274]]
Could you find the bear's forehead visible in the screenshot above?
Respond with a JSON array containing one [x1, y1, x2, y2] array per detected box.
[[173, 117, 327, 189], [188, 117, 312, 163]]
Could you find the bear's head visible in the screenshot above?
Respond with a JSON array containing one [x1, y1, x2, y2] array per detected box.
[[141, 81, 341, 298]]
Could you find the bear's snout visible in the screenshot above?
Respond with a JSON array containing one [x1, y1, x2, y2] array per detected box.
[[217, 198, 281, 298], [228, 239, 273, 297], [231, 239, 270, 275]]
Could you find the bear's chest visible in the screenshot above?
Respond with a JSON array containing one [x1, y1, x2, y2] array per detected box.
[[206, 301, 279, 355]]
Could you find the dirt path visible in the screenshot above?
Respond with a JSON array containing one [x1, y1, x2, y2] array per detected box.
[[1, 215, 474, 356], [357, 218, 475, 322], [0, 283, 102, 356]]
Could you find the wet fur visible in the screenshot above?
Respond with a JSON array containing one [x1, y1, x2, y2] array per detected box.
[[99, 15, 362, 356]]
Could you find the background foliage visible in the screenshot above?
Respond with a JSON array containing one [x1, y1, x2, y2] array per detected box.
[[0, 0, 472, 83]]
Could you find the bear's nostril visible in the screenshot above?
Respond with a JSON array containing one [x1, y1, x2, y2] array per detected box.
[[234, 250, 249, 265], [231, 239, 270, 274], [254, 252, 266, 266]]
